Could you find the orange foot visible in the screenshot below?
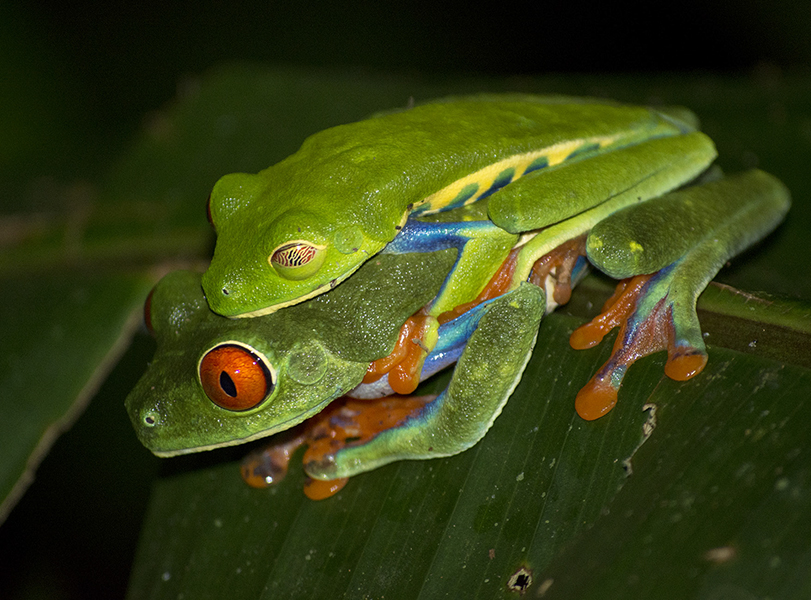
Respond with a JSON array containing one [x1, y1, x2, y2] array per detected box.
[[362, 311, 437, 395], [363, 236, 587, 396], [570, 271, 708, 421], [241, 395, 433, 499]]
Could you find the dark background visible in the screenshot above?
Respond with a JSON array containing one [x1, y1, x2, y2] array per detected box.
[[3, 0, 811, 191], [1, 1, 809, 598]]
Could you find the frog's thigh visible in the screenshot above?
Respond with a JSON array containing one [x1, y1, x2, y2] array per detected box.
[[488, 131, 717, 233], [305, 283, 545, 480], [587, 169, 792, 279], [570, 169, 791, 419]]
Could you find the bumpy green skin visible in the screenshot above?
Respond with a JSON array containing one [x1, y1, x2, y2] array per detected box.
[[307, 283, 545, 479], [127, 251, 456, 455], [128, 168, 790, 475], [202, 95, 714, 318], [587, 170, 791, 278]]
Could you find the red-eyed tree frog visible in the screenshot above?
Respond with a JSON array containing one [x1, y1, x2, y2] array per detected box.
[[202, 95, 718, 323], [128, 168, 789, 498]]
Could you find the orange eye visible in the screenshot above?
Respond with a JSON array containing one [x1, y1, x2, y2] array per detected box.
[[199, 344, 274, 411], [269, 241, 326, 280]]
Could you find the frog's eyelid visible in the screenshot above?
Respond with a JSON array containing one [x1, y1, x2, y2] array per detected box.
[[268, 241, 329, 281], [269, 240, 327, 267]]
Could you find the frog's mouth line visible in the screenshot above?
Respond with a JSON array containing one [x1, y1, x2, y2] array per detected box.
[[228, 264, 363, 319], [148, 390, 343, 458]]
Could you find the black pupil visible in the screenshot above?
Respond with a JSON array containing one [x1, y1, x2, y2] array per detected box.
[[219, 371, 237, 397]]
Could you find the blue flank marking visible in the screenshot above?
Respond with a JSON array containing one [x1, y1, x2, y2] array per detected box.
[[420, 299, 496, 378], [612, 261, 677, 377], [478, 168, 515, 200], [381, 217, 492, 254], [569, 255, 589, 287], [523, 156, 548, 174], [381, 217, 507, 309], [444, 183, 479, 210], [412, 182, 479, 216], [565, 142, 600, 161], [414, 297, 500, 421]]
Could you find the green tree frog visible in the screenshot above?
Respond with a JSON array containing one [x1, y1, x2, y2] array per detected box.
[[128, 167, 789, 498], [202, 95, 717, 324]]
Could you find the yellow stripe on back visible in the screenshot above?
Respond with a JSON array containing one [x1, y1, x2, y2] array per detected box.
[[414, 133, 622, 215]]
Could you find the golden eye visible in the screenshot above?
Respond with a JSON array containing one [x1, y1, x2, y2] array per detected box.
[[199, 344, 274, 411], [269, 241, 327, 280]]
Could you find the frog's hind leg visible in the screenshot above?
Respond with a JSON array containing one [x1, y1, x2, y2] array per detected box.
[[304, 282, 545, 481], [570, 268, 708, 420], [570, 169, 790, 420], [487, 131, 716, 233]]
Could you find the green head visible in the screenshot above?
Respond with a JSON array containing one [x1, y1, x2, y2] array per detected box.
[[127, 251, 456, 456], [202, 150, 400, 318], [127, 270, 369, 456]]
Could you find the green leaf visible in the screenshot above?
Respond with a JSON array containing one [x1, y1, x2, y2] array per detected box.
[[538, 348, 811, 599], [126, 310, 811, 599], [2, 66, 811, 599], [0, 270, 153, 522]]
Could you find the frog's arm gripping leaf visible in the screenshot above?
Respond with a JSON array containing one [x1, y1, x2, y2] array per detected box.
[[305, 283, 545, 480]]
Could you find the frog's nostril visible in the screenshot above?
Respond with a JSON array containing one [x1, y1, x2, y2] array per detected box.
[[222, 288, 230, 296]]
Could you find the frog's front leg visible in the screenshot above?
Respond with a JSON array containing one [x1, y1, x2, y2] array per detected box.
[[381, 215, 518, 313], [305, 282, 545, 480], [570, 169, 790, 420], [367, 217, 517, 394]]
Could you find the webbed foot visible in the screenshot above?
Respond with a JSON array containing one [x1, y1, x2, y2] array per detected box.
[[570, 267, 709, 420], [241, 396, 433, 499], [362, 312, 438, 394], [570, 169, 790, 420]]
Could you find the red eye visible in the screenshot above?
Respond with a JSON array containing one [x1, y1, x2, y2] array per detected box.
[[199, 344, 274, 411], [144, 288, 155, 336]]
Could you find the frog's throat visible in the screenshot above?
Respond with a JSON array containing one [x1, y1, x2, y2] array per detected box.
[[150, 395, 339, 457]]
